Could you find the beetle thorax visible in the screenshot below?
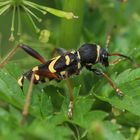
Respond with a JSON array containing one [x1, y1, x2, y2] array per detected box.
[[78, 43, 99, 66]]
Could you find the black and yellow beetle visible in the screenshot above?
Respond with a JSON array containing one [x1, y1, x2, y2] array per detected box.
[[17, 41, 132, 118]]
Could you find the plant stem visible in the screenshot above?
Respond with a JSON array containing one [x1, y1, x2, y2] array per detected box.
[[17, 5, 21, 35], [58, 0, 85, 49]]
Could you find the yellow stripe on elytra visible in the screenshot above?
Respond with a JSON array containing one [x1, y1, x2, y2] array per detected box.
[[95, 45, 100, 62], [77, 51, 81, 69], [48, 56, 61, 73], [65, 55, 70, 65], [60, 71, 66, 76], [78, 62, 81, 69], [71, 50, 76, 54], [32, 66, 39, 71], [18, 76, 23, 86], [77, 51, 81, 60], [35, 74, 39, 80]]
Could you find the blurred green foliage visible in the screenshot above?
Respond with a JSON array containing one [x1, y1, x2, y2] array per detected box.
[[0, 0, 140, 139]]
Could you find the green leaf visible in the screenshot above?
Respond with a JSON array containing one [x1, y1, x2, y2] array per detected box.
[[0, 67, 41, 117], [87, 121, 126, 140], [40, 91, 53, 117], [82, 111, 108, 129], [70, 95, 108, 128], [0, 107, 22, 140], [0, 68, 23, 107], [26, 119, 73, 140], [103, 121, 126, 140], [60, 86, 81, 116], [116, 68, 140, 85], [72, 95, 95, 124]]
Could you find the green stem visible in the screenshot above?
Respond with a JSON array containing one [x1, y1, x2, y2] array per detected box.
[[11, 0, 23, 6], [9, 5, 16, 41], [23, 5, 42, 22], [0, 1, 10, 7], [58, 0, 85, 49], [0, 4, 10, 15], [11, 5, 16, 32], [23, 0, 47, 15], [22, 5, 40, 33], [17, 5, 21, 35]]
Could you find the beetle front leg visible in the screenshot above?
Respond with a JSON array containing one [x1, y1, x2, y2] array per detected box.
[[86, 66, 124, 97]]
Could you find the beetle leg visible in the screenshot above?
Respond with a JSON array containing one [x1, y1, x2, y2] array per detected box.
[[20, 70, 61, 125], [64, 72, 73, 118], [86, 66, 124, 97], [0, 45, 20, 69], [19, 44, 46, 64], [52, 48, 74, 118], [21, 72, 35, 125]]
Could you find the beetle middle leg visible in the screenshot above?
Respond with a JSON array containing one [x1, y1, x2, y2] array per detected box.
[[52, 48, 74, 118], [64, 72, 73, 118]]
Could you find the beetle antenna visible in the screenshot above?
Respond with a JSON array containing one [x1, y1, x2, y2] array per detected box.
[[105, 25, 117, 51], [108, 53, 133, 62], [105, 31, 111, 51]]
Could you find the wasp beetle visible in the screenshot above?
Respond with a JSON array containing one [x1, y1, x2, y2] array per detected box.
[[17, 36, 132, 118]]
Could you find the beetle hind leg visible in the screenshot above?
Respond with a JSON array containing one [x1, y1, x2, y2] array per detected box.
[[19, 44, 46, 64]]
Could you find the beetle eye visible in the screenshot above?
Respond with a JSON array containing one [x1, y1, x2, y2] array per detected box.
[[102, 52, 109, 66]]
